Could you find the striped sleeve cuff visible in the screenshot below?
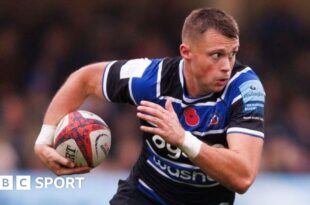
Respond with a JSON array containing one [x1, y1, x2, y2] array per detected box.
[[227, 127, 264, 138], [102, 61, 116, 102]]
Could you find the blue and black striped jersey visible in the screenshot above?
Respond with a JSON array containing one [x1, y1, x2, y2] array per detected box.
[[102, 57, 265, 205]]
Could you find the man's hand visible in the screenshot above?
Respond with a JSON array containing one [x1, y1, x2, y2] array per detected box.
[[137, 99, 185, 147], [34, 144, 91, 176]]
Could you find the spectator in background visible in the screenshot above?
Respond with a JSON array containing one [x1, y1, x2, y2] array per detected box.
[[0, 94, 28, 169], [0, 25, 25, 92], [27, 25, 71, 95], [0, 138, 18, 172]]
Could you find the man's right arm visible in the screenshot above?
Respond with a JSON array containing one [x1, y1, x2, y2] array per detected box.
[[34, 62, 108, 175]]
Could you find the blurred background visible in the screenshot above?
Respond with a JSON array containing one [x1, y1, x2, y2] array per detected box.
[[0, 0, 309, 204]]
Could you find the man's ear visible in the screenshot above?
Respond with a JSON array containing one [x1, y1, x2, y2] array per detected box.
[[180, 43, 191, 60]]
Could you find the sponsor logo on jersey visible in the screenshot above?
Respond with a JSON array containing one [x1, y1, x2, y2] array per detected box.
[[146, 137, 219, 187], [239, 80, 265, 112]]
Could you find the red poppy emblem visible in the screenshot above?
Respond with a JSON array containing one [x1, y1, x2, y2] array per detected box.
[[183, 107, 200, 127]]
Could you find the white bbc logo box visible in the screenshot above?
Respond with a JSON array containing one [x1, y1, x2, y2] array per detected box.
[[0, 175, 31, 190], [0, 175, 13, 190]]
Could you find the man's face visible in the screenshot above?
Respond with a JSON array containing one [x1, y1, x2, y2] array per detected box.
[[182, 28, 239, 95]]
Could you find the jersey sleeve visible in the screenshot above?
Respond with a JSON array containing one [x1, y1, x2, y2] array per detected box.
[[226, 70, 266, 138], [102, 58, 161, 105]]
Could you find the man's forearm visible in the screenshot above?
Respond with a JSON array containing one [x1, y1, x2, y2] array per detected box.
[[192, 137, 263, 193], [191, 144, 255, 193]]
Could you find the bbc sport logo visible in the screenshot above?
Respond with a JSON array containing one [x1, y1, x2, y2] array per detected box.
[[0, 175, 85, 190]]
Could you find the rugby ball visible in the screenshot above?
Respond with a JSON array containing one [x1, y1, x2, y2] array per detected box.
[[53, 110, 111, 168]]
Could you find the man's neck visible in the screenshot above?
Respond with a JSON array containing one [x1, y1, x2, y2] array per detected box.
[[183, 61, 207, 97]]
